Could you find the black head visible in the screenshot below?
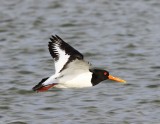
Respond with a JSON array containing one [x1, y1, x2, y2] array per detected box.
[[90, 68, 126, 86], [90, 69, 109, 86]]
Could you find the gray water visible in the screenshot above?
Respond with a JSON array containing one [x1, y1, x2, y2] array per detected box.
[[0, 0, 160, 124]]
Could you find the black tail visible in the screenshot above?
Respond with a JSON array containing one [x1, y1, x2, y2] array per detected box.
[[32, 77, 49, 91]]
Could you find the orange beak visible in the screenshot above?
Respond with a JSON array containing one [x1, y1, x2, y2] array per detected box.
[[108, 75, 126, 83]]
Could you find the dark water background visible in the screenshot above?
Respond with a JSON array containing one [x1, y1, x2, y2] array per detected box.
[[0, 0, 160, 124]]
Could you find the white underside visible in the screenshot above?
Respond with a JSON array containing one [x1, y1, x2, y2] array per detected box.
[[55, 72, 92, 88], [42, 59, 93, 88]]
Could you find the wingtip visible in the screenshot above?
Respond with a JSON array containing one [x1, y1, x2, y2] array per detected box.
[[51, 35, 56, 39], [49, 38, 53, 41], [50, 35, 59, 42], [49, 37, 55, 43], [49, 34, 65, 46], [52, 35, 56, 38], [52, 34, 60, 38], [55, 35, 63, 41], [55, 34, 59, 38]]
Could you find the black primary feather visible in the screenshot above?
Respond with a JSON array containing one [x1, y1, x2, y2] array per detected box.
[[48, 35, 84, 72]]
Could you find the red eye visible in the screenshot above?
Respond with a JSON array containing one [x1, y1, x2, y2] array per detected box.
[[104, 72, 107, 75]]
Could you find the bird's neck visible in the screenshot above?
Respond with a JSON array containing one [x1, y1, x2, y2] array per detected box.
[[91, 73, 104, 86]]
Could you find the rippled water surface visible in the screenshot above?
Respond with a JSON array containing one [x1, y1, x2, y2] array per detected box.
[[0, 0, 160, 124]]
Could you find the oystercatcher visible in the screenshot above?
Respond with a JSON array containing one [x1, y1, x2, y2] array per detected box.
[[33, 35, 126, 92]]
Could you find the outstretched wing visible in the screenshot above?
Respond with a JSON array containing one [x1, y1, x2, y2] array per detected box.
[[48, 35, 84, 74]]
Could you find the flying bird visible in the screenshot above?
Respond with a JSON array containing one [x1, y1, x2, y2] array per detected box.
[[33, 35, 126, 92]]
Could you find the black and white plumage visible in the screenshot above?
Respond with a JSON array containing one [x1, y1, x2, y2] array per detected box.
[[33, 35, 126, 92], [49, 35, 84, 74]]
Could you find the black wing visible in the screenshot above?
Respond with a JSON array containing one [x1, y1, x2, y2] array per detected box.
[[48, 35, 84, 73]]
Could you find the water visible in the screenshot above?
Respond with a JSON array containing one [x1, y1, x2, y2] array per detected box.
[[0, 0, 160, 124]]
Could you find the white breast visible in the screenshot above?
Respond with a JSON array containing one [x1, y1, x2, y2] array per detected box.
[[55, 72, 93, 88]]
